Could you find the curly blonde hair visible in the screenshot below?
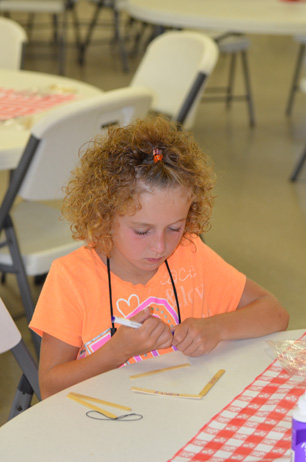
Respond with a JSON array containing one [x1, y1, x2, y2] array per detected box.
[[62, 115, 215, 255]]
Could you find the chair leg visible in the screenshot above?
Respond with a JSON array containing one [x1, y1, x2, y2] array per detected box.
[[8, 375, 34, 421], [78, 0, 102, 66], [241, 50, 255, 127], [290, 145, 306, 181], [71, 4, 81, 51], [226, 53, 237, 109], [25, 13, 35, 40], [4, 220, 41, 356], [78, 1, 129, 72], [286, 43, 306, 117], [57, 10, 68, 75], [52, 13, 59, 43], [12, 340, 41, 399], [124, 17, 141, 56], [112, 8, 129, 72], [20, 42, 27, 70]]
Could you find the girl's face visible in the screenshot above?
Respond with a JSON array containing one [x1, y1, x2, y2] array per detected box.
[[110, 185, 192, 283]]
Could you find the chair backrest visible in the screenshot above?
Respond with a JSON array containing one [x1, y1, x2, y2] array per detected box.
[[0, 16, 28, 69], [0, 298, 21, 354], [12, 86, 152, 202], [130, 30, 219, 129]]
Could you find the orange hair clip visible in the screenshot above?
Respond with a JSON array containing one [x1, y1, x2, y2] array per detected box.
[[153, 148, 163, 163]]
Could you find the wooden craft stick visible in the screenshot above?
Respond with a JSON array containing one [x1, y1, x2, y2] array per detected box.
[[199, 369, 225, 397], [131, 386, 202, 399], [67, 393, 118, 419], [68, 392, 131, 411], [129, 363, 190, 379]]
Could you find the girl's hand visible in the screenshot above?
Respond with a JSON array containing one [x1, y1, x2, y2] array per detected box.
[[112, 307, 173, 360], [38, 308, 173, 399], [172, 317, 221, 357], [172, 278, 289, 357]]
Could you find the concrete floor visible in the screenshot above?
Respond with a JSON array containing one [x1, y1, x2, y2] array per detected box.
[[0, 1, 306, 426]]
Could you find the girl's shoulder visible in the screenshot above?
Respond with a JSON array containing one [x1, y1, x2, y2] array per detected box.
[[173, 235, 210, 259], [170, 235, 230, 270], [51, 245, 105, 277], [53, 245, 98, 265]]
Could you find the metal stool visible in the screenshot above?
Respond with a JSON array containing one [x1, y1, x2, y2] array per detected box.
[[203, 33, 255, 127]]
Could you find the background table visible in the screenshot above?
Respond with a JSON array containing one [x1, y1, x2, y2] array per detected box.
[[0, 69, 103, 171], [0, 329, 304, 462], [125, 0, 306, 35]]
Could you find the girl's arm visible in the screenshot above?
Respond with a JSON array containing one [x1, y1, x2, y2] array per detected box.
[[39, 307, 172, 399], [171, 278, 289, 357]]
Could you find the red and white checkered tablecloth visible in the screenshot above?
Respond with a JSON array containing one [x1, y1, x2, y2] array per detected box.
[[169, 360, 306, 462], [0, 87, 76, 121]]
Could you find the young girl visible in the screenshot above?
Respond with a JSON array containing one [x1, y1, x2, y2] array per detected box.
[[30, 116, 289, 399]]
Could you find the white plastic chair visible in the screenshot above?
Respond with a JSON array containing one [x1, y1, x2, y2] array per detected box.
[[0, 0, 79, 74], [0, 16, 28, 69], [0, 298, 41, 420], [130, 30, 219, 130], [125, 22, 254, 126], [0, 86, 152, 354]]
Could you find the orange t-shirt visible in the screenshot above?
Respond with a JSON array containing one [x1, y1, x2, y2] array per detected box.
[[30, 237, 246, 364]]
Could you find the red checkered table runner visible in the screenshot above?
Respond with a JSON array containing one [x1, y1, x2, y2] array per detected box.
[[0, 87, 76, 121], [169, 360, 306, 462]]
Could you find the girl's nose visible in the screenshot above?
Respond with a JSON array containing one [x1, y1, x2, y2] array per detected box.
[[150, 233, 166, 254]]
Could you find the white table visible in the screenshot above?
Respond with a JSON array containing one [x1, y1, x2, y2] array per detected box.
[[0, 69, 103, 171], [0, 329, 304, 461], [125, 0, 306, 35]]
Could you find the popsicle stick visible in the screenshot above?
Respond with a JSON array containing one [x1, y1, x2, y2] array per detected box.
[[130, 363, 190, 379], [131, 386, 202, 399], [67, 393, 118, 419], [68, 392, 131, 411], [199, 369, 225, 397]]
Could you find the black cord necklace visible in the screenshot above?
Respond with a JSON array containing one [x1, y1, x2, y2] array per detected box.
[[107, 257, 181, 336]]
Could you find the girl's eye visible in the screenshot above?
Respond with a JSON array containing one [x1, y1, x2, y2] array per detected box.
[[134, 226, 182, 236], [134, 230, 150, 236], [169, 227, 181, 233]]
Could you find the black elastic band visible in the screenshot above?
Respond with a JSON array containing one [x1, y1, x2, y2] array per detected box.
[[108, 258, 181, 336], [86, 410, 143, 421], [165, 259, 181, 324], [107, 257, 117, 336]]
